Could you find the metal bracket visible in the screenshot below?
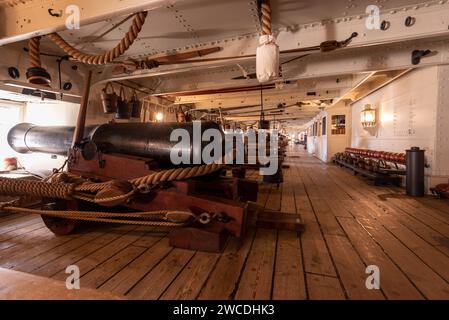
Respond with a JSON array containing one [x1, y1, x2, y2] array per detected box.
[[97, 152, 106, 169], [412, 49, 432, 65], [48, 9, 63, 17]]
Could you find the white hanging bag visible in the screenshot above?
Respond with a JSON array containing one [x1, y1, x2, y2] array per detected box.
[[256, 34, 280, 83]]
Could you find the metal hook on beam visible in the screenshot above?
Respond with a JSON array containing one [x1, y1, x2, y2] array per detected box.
[[48, 9, 63, 17]]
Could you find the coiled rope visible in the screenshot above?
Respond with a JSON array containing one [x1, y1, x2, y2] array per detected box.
[[28, 11, 148, 66], [0, 177, 74, 200], [0, 163, 224, 205], [0, 163, 225, 227]]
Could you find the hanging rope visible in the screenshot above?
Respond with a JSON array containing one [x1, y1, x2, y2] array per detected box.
[[258, 0, 358, 54], [27, 11, 148, 66], [26, 36, 53, 85], [260, 0, 272, 35], [28, 37, 42, 68]]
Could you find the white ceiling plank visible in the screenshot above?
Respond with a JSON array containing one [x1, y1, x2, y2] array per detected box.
[[119, 36, 449, 95], [90, 0, 449, 84], [0, 0, 186, 45]]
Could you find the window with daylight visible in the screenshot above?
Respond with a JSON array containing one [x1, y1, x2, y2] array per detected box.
[[331, 115, 346, 135], [322, 117, 327, 135], [0, 102, 24, 164]]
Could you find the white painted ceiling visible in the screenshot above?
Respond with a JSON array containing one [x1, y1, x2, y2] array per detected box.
[[270, 0, 423, 27], [41, 0, 261, 58], [10, 0, 441, 129], [39, 0, 428, 58]]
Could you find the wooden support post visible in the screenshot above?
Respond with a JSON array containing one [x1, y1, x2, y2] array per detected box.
[[72, 70, 93, 148]]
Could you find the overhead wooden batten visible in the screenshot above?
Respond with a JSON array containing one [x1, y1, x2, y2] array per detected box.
[[158, 83, 276, 97]]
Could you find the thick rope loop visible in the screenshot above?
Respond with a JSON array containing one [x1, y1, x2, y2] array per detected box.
[[45, 11, 148, 65], [0, 163, 224, 228], [130, 163, 224, 187], [0, 177, 75, 200]]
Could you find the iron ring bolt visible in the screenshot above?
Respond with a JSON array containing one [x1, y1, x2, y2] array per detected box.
[[198, 213, 211, 225], [8, 67, 20, 79], [380, 20, 390, 31], [405, 16, 415, 27], [214, 212, 232, 223]]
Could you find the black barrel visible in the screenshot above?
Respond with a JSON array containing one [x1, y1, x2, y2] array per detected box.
[[89, 122, 224, 164], [406, 147, 425, 197], [8, 122, 224, 165]]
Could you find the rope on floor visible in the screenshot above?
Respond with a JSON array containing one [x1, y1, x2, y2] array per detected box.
[[0, 202, 194, 228], [0, 163, 225, 227]]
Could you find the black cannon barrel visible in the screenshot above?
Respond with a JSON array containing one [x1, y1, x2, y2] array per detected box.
[[89, 122, 224, 163], [8, 122, 225, 164]]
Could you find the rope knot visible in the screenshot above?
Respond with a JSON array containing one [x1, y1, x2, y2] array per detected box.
[[93, 180, 135, 207], [0, 200, 18, 212]]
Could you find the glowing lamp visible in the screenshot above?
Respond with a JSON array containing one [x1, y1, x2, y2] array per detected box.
[[361, 104, 377, 128], [155, 112, 163, 122]]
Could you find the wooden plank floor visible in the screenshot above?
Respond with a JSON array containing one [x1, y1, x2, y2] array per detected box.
[[1, 145, 448, 300]]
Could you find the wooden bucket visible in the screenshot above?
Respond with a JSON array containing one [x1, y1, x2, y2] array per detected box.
[[130, 91, 142, 118], [115, 87, 131, 119], [101, 82, 118, 114]]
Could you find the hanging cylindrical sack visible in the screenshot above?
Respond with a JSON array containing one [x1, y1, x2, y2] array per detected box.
[[101, 82, 118, 114], [130, 90, 142, 118], [115, 87, 131, 119], [256, 34, 279, 83]]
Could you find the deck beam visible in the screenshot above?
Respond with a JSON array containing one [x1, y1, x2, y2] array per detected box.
[[0, 0, 181, 45]]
